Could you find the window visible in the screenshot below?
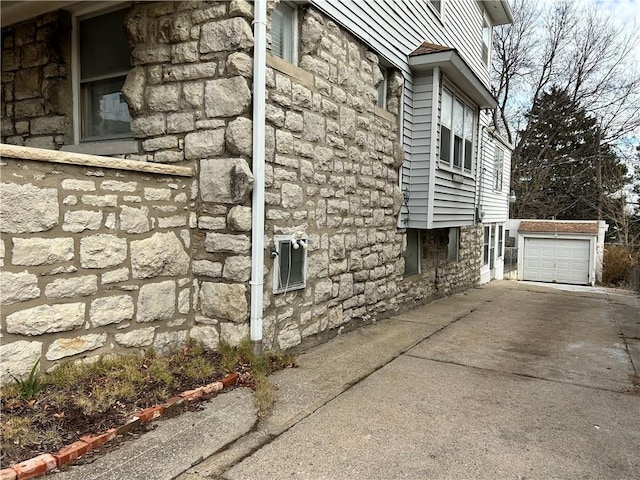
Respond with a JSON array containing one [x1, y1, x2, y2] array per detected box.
[[447, 228, 459, 262], [271, 2, 297, 64], [404, 229, 421, 276], [79, 8, 131, 141], [273, 234, 307, 293], [498, 225, 504, 258], [377, 67, 388, 109], [483, 225, 490, 266], [490, 225, 496, 269], [494, 148, 504, 191], [439, 87, 475, 173], [482, 17, 491, 65]]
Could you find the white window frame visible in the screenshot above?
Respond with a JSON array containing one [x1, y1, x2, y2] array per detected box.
[[428, 0, 443, 17], [498, 225, 504, 259], [483, 225, 490, 266], [271, 1, 298, 65], [273, 234, 308, 294], [377, 67, 388, 109], [439, 85, 477, 176], [494, 147, 504, 192], [482, 14, 492, 66], [404, 229, 421, 276]]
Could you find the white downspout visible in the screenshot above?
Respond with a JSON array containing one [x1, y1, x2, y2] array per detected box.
[[250, 0, 267, 351]]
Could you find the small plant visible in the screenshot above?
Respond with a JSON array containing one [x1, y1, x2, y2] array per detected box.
[[10, 358, 46, 401]]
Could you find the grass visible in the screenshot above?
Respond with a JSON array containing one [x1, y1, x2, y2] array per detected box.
[[0, 339, 295, 467]]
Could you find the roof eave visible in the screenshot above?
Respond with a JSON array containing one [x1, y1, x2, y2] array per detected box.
[[409, 50, 497, 109], [480, 0, 514, 26]]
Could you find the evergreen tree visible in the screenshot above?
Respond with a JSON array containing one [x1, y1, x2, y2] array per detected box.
[[511, 87, 628, 221]]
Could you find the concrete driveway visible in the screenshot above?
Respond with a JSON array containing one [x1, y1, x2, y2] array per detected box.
[[225, 282, 640, 480]]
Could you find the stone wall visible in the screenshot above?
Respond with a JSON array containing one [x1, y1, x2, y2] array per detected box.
[[1, 10, 74, 149], [0, 156, 195, 384]]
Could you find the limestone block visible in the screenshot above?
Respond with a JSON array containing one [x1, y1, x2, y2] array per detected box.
[[122, 67, 146, 113], [199, 18, 254, 53], [205, 233, 250, 254], [119, 205, 150, 234], [115, 327, 156, 348], [200, 158, 254, 204], [220, 322, 249, 346], [199, 282, 248, 322], [300, 12, 324, 55], [131, 232, 189, 279], [131, 115, 166, 137], [223, 256, 251, 282], [90, 295, 135, 327], [192, 259, 223, 278], [278, 322, 302, 350], [45, 275, 98, 299], [166, 112, 195, 133], [0, 341, 42, 386], [81, 195, 117, 207], [31, 116, 66, 135], [227, 206, 252, 231], [80, 234, 127, 268], [12, 237, 74, 266], [163, 63, 217, 81], [63, 210, 103, 233], [157, 215, 187, 228], [62, 179, 96, 191], [6, 303, 85, 335], [178, 288, 191, 314], [0, 271, 40, 305], [229, 0, 253, 18], [204, 76, 251, 118], [226, 117, 253, 156], [281, 183, 304, 208], [142, 136, 178, 151], [145, 84, 180, 112], [190, 325, 219, 350], [153, 330, 187, 354], [184, 129, 225, 160], [46, 333, 107, 361], [143, 188, 171, 201], [0, 182, 58, 233], [102, 268, 129, 284], [137, 281, 176, 323], [226, 52, 253, 77], [171, 41, 199, 63], [314, 278, 333, 303]]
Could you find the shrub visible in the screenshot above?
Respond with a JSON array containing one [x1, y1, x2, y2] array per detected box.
[[603, 245, 639, 287]]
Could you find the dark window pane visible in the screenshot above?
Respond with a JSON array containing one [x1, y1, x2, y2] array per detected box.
[[440, 126, 451, 163], [464, 139, 472, 170], [453, 135, 462, 168], [80, 8, 130, 80], [278, 241, 305, 289]]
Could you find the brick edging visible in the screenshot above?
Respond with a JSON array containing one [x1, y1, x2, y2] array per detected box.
[[0, 373, 239, 480]]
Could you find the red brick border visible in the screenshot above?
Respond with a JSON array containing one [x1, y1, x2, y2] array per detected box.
[[1, 373, 239, 479]]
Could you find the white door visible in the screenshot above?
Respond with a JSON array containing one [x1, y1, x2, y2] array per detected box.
[[523, 238, 591, 285]]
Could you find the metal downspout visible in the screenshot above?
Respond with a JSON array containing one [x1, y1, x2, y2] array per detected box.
[[250, 0, 267, 352]]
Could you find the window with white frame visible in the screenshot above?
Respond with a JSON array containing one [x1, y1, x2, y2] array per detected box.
[[404, 229, 421, 276], [483, 225, 490, 266], [482, 17, 491, 65], [79, 7, 131, 141], [429, 0, 443, 16], [271, 2, 297, 64], [377, 67, 388, 109], [273, 234, 307, 293], [498, 225, 504, 258], [447, 227, 459, 262], [439, 87, 475, 173], [494, 147, 504, 191]]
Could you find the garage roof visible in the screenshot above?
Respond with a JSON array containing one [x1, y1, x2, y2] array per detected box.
[[519, 221, 599, 234]]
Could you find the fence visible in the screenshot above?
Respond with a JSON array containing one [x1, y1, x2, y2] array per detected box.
[[504, 246, 518, 280]]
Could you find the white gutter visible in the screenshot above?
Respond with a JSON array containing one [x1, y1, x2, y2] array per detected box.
[[250, 0, 267, 350]]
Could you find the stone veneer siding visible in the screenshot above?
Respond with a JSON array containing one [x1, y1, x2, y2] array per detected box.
[[0, 0, 483, 380], [0, 156, 194, 384]]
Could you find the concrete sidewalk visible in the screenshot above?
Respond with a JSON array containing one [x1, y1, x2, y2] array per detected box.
[[50, 281, 640, 480]]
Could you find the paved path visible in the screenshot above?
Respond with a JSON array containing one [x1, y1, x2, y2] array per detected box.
[[52, 281, 640, 480]]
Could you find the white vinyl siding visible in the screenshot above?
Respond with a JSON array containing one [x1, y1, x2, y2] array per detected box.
[[478, 127, 511, 224], [311, 0, 495, 228]]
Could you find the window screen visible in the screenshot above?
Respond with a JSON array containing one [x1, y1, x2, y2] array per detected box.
[[274, 237, 307, 293]]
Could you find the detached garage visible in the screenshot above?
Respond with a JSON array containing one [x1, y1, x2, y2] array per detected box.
[[515, 220, 608, 286]]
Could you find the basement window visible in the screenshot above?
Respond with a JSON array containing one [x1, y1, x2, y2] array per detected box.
[[273, 234, 307, 294], [271, 2, 298, 65], [404, 229, 421, 276], [448, 227, 459, 262]]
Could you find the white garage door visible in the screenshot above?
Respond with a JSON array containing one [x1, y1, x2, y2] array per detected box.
[[523, 238, 591, 285]]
